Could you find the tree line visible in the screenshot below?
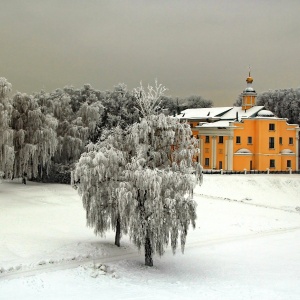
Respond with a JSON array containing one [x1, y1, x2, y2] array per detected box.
[[0, 77, 211, 183]]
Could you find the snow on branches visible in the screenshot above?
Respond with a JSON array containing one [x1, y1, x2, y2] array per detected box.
[[123, 114, 201, 266], [0, 77, 12, 98], [73, 127, 128, 246], [11, 93, 58, 180], [133, 80, 167, 117]]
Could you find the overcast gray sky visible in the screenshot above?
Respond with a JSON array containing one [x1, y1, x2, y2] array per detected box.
[[1, 0, 300, 106]]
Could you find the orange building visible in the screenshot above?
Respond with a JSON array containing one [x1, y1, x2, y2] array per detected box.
[[178, 74, 300, 172]]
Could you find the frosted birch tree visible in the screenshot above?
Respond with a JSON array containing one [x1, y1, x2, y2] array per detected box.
[[74, 81, 202, 266], [11, 93, 58, 182], [0, 78, 14, 178]]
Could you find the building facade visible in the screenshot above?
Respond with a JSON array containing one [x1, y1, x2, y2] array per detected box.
[[178, 74, 299, 171]]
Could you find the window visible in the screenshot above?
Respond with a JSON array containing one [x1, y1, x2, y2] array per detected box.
[[270, 159, 275, 168], [219, 136, 223, 144], [287, 160, 291, 168], [236, 136, 241, 144], [205, 158, 210, 166], [269, 137, 275, 149], [289, 137, 293, 145], [269, 123, 275, 131], [279, 137, 282, 145], [247, 136, 252, 144], [205, 136, 210, 143]]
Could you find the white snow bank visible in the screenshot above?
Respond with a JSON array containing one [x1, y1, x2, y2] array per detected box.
[[0, 174, 300, 299]]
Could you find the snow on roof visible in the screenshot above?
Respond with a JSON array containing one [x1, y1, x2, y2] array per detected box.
[[257, 110, 275, 117], [177, 107, 232, 120], [177, 106, 265, 122], [197, 120, 234, 128], [221, 106, 264, 120], [243, 87, 256, 93]]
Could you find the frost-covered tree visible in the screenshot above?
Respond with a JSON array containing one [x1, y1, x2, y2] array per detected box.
[[233, 93, 243, 106], [34, 86, 104, 182], [36, 89, 86, 165], [73, 127, 129, 247], [183, 95, 213, 109], [11, 93, 58, 182], [74, 81, 202, 266], [133, 80, 167, 117], [123, 113, 201, 266], [55, 98, 103, 165], [257, 88, 300, 125], [0, 78, 14, 178], [159, 96, 178, 116], [94, 83, 140, 141]]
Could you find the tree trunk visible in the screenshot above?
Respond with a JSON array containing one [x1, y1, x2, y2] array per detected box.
[[114, 216, 121, 247], [22, 172, 27, 185], [145, 233, 153, 267]]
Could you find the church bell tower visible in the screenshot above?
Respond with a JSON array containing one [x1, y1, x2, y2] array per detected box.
[[242, 71, 257, 111]]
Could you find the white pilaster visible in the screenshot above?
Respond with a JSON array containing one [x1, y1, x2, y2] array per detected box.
[[200, 138, 204, 165], [212, 136, 217, 169], [227, 136, 234, 171]]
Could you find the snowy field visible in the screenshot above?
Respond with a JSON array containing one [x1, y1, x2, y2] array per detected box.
[[0, 174, 300, 300]]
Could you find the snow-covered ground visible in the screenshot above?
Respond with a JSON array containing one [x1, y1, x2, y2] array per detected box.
[[0, 174, 300, 300]]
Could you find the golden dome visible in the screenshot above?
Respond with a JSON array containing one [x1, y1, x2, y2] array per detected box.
[[246, 76, 253, 83], [246, 70, 253, 83]]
